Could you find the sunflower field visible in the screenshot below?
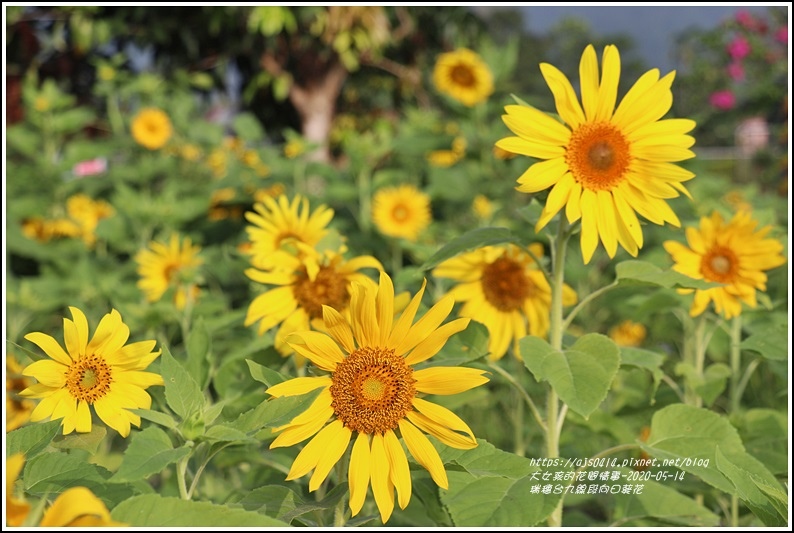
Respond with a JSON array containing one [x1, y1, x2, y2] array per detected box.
[[4, 6, 790, 528]]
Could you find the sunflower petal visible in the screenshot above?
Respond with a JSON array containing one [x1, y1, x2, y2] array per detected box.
[[309, 421, 352, 491], [349, 432, 372, 516], [267, 377, 331, 398], [287, 332, 344, 371], [24, 332, 72, 366], [388, 279, 427, 348], [285, 421, 339, 481], [322, 306, 356, 353], [370, 432, 395, 523], [579, 44, 599, 121], [399, 419, 449, 489], [395, 294, 456, 357], [539, 62, 586, 128], [411, 398, 477, 446], [384, 429, 412, 510], [414, 367, 489, 395], [21, 359, 67, 388], [596, 44, 621, 121], [375, 271, 395, 346], [404, 318, 470, 365]]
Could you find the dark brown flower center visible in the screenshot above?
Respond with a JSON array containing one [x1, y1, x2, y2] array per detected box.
[[65, 355, 112, 404], [292, 265, 350, 319], [701, 247, 738, 283], [481, 255, 533, 312], [450, 63, 476, 88]]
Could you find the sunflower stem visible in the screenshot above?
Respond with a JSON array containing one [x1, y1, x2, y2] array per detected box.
[[176, 456, 190, 500], [487, 361, 546, 432], [729, 315, 743, 414], [546, 216, 570, 528], [391, 239, 403, 275], [562, 280, 619, 332]]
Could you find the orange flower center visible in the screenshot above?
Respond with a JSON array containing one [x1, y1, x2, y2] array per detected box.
[[65, 355, 112, 404], [566, 122, 631, 191], [292, 265, 350, 319], [450, 63, 476, 88], [481, 255, 532, 312], [701, 247, 738, 283], [330, 347, 415, 434], [391, 205, 410, 223]]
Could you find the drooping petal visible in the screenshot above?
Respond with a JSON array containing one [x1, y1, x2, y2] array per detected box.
[[309, 421, 352, 491], [75, 400, 92, 433], [399, 419, 448, 489], [384, 429, 412, 510], [349, 432, 372, 516], [370, 432, 395, 523], [93, 396, 131, 438], [267, 377, 332, 398], [406, 411, 477, 450], [579, 189, 600, 264]]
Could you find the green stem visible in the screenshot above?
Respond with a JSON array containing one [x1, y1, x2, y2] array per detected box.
[[513, 392, 526, 457], [357, 168, 371, 234], [731, 493, 740, 527], [391, 239, 403, 275], [176, 456, 190, 500], [333, 450, 350, 526], [692, 316, 707, 409], [729, 315, 743, 414], [546, 217, 570, 528], [562, 280, 619, 332]]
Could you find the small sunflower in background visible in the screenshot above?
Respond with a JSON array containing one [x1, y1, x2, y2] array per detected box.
[[497, 44, 696, 264], [433, 48, 494, 107], [372, 184, 431, 242], [131, 107, 173, 150], [19, 307, 163, 437], [135, 233, 203, 310], [245, 194, 334, 270], [6, 354, 35, 432], [433, 243, 577, 360], [664, 210, 786, 319], [266, 272, 488, 523], [608, 320, 647, 347]]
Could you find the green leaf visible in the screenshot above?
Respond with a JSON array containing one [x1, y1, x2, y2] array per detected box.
[[715, 447, 787, 526], [420, 227, 519, 271], [111, 427, 192, 482], [246, 359, 289, 387], [186, 316, 211, 388], [521, 333, 620, 418], [129, 408, 178, 429], [281, 483, 349, 524], [51, 425, 107, 454], [238, 485, 305, 522], [615, 260, 719, 289], [694, 363, 731, 407], [110, 494, 289, 526], [737, 409, 788, 476], [741, 325, 788, 360], [612, 468, 720, 526], [233, 112, 265, 142], [619, 347, 666, 401], [437, 439, 565, 526], [203, 424, 257, 443], [161, 346, 205, 420], [5, 420, 61, 458], [24, 451, 135, 507], [229, 388, 322, 435], [641, 404, 743, 493]]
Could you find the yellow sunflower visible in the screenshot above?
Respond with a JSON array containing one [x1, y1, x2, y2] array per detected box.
[[433, 243, 577, 360], [663, 210, 786, 319], [131, 107, 173, 150], [135, 233, 203, 310], [267, 271, 488, 523], [433, 48, 494, 107], [608, 319, 647, 347], [496, 44, 697, 264], [6, 354, 36, 432], [20, 306, 163, 437], [245, 248, 382, 356], [6, 454, 126, 527], [65, 193, 115, 246], [245, 194, 335, 270], [372, 184, 431, 242]]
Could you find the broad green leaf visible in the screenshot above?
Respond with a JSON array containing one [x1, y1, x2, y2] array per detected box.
[[694, 363, 731, 407], [110, 494, 288, 526], [753, 478, 789, 523], [238, 485, 305, 522], [737, 409, 788, 476], [51, 425, 106, 454], [24, 451, 135, 506], [280, 483, 349, 524], [246, 359, 289, 387], [161, 347, 205, 420], [233, 112, 265, 142], [612, 468, 720, 526], [129, 408, 178, 429], [641, 404, 744, 493], [229, 388, 322, 435], [420, 227, 519, 271], [521, 333, 620, 418], [6, 420, 61, 458], [203, 424, 257, 443], [438, 439, 533, 479], [741, 325, 788, 360], [715, 447, 787, 526], [111, 427, 191, 482], [619, 347, 666, 401], [615, 260, 719, 289], [186, 316, 211, 388]]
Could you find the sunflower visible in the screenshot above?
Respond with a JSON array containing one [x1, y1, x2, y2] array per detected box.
[[372, 185, 431, 242], [245, 248, 382, 356], [496, 44, 697, 264], [608, 319, 647, 347], [663, 210, 786, 319], [131, 107, 173, 150], [6, 454, 126, 526], [135, 233, 203, 310], [245, 194, 334, 270], [6, 354, 36, 432], [433, 48, 494, 107], [65, 194, 115, 246], [433, 243, 577, 360], [20, 306, 163, 437], [266, 271, 488, 523]]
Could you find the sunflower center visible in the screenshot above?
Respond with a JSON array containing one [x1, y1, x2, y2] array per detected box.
[[330, 346, 416, 434], [450, 63, 476, 88], [481, 256, 532, 312], [566, 122, 631, 191], [163, 262, 180, 283], [391, 205, 409, 222], [292, 265, 350, 319], [65, 354, 112, 404], [701, 247, 738, 283]]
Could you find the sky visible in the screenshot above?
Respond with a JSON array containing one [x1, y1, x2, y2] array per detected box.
[[487, 4, 783, 73]]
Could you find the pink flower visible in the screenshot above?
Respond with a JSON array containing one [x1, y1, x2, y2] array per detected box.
[[775, 26, 787, 44], [735, 10, 755, 29], [727, 62, 745, 81], [727, 36, 751, 60], [710, 90, 736, 110]]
